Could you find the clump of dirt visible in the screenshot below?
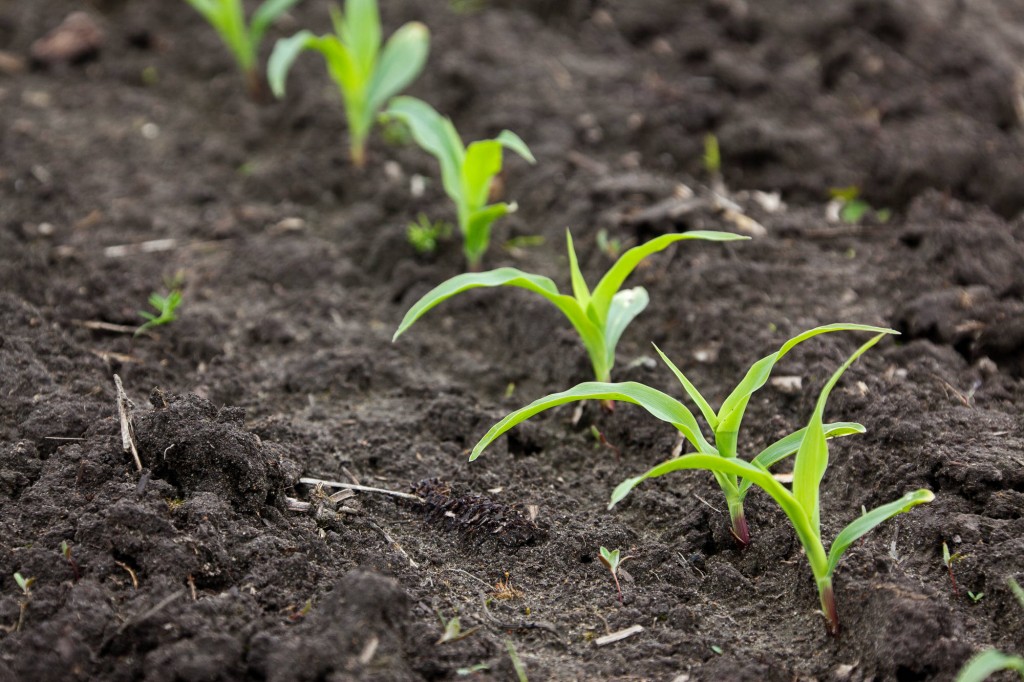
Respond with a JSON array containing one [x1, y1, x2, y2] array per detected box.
[[134, 391, 295, 514]]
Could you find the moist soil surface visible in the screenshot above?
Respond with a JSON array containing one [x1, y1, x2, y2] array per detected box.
[[2, 1, 1024, 680]]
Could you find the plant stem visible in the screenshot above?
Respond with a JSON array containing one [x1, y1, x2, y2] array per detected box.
[[817, 576, 840, 636], [244, 68, 268, 103], [727, 500, 750, 547], [350, 139, 367, 169]]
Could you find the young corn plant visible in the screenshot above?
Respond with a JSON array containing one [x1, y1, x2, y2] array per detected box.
[[394, 230, 746, 392], [382, 96, 535, 269], [606, 333, 934, 635], [471, 323, 885, 546], [268, 0, 429, 167], [185, 0, 302, 100]]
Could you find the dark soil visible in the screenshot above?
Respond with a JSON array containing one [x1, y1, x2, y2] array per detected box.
[[2, 1, 1024, 680]]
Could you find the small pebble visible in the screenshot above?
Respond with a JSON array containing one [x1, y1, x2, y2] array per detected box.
[[30, 12, 105, 65]]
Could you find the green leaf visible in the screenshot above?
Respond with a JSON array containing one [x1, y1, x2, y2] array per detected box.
[[652, 344, 719, 431], [462, 140, 503, 210], [494, 129, 535, 164], [589, 231, 747, 327], [826, 489, 934, 576], [267, 30, 318, 98], [955, 650, 1024, 682], [792, 333, 886, 533], [250, 0, 302, 44], [470, 381, 712, 461], [341, 0, 381, 78], [715, 323, 896, 458], [384, 96, 465, 202], [365, 22, 429, 119], [738, 422, 865, 495], [565, 232, 591, 309], [603, 287, 649, 374], [463, 203, 512, 267]]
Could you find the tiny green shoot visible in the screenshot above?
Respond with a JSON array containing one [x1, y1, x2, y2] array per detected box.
[[703, 133, 721, 177], [471, 323, 889, 546], [13, 572, 34, 633], [269, 0, 430, 167], [505, 640, 528, 682], [828, 186, 891, 224], [968, 591, 984, 603], [393, 230, 746, 390], [135, 286, 183, 337], [596, 228, 623, 259], [185, 0, 302, 99], [598, 546, 632, 604], [382, 96, 535, 269], [710, 644, 724, 655], [60, 540, 81, 582], [407, 213, 452, 255], [943, 541, 966, 596], [456, 663, 490, 676], [954, 577, 1024, 681], [436, 612, 478, 644]]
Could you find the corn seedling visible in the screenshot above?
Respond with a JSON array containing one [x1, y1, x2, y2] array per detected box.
[[471, 323, 886, 546], [407, 213, 452, 255], [598, 546, 632, 604], [185, 0, 302, 99], [605, 333, 933, 635], [269, 0, 429, 167], [382, 96, 535, 269], [394, 230, 745, 390], [135, 286, 183, 336]]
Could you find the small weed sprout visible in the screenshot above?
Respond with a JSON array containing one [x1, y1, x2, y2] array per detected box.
[[703, 133, 721, 177], [382, 96, 535, 269], [135, 286, 183, 336], [59, 540, 81, 582], [436, 611, 478, 644], [955, 578, 1024, 681], [394, 230, 745, 390], [471, 323, 886, 546], [407, 213, 452, 255], [185, 0, 302, 99], [12, 572, 34, 632], [828, 186, 891, 224], [943, 541, 966, 596], [269, 0, 429, 167], [598, 546, 632, 604], [968, 591, 984, 603]]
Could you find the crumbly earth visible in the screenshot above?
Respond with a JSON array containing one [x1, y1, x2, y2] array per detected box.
[[2, 1, 1023, 680]]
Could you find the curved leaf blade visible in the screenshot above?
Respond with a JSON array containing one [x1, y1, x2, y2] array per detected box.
[[954, 650, 1024, 682], [366, 22, 429, 116], [603, 287, 649, 374], [825, 489, 934, 576], [471, 382, 712, 461], [652, 344, 718, 431], [494, 129, 535, 164], [250, 0, 303, 45], [384, 96, 464, 202], [589, 231, 747, 326], [267, 31, 318, 98], [737, 422, 865, 496], [715, 324, 896, 457], [565, 231, 591, 309], [792, 333, 886, 532]]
